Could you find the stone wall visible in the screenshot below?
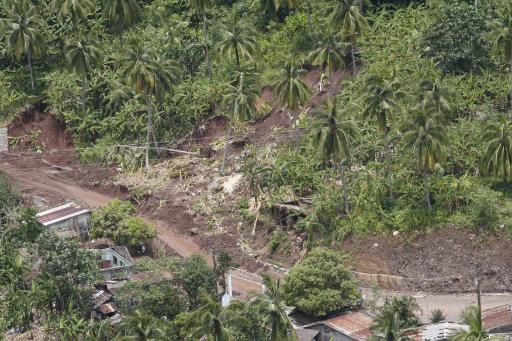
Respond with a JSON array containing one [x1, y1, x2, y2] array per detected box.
[[0, 128, 7, 152]]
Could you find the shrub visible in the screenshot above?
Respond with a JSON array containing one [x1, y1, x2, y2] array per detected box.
[[284, 248, 361, 317], [115, 217, 157, 247], [422, 3, 492, 74], [91, 199, 156, 247]]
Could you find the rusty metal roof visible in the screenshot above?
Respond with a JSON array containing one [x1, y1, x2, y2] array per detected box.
[[482, 304, 512, 332], [92, 289, 112, 307], [324, 310, 375, 340], [36, 202, 90, 226], [99, 303, 117, 315]]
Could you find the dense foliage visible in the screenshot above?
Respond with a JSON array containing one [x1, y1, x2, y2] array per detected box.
[[283, 248, 361, 317]]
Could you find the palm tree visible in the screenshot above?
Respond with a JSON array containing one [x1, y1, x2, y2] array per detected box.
[[4, 5, 45, 90], [312, 100, 355, 214], [65, 39, 102, 112], [102, 0, 141, 46], [370, 311, 412, 341], [250, 275, 297, 341], [363, 70, 404, 201], [220, 71, 259, 175], [189, 0, 213, 78], [273, 58, 310, 110], [330, 0, 367, 76], [187, 293, 245, 341], [490, 1, 512, 113], [401, 110, 446, 209], [309, 33, 347, 77], [449, 306, 498, 341], [121, 45, 179, 170], [216, 14, 258, 71], [51, 0, 95, 22], [120, 309, 165, 340], [417, 78, 453, 121], [480, 114, 512, 181]]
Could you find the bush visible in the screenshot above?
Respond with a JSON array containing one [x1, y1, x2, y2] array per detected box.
[[422, 3, 492, 74], [91, 199, 156, 247], [284, 248, 361, 317], [115, 217, 157, 247]]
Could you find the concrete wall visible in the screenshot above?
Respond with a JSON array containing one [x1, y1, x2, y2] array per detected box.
[[48, 213, 92, 239], [0, 128, 7, 152], [306, 325, 356, 341]]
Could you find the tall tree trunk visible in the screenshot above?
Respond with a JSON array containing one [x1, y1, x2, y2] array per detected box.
[[384, 131, 394, 201], [145, 96, 152, 171], [119, 29, 124, 48], [203, 13, 212, 80], [423, 168, 432, 210], [220, 124, 232, 175], [350, 37, 357, 76], [27, 49, 35, 90], [509, 58, 512, 117], [235, 45, 241, 71], [305, 0, 313, 29], [81, 74, 87, 113], [147, 97, 160, 156], [339, 161, 350, 215]]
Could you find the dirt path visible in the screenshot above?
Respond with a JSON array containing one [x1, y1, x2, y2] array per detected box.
[[0, 160, 209, 262]]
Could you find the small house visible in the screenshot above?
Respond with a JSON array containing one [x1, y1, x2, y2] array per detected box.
[[303, 309, 375, 341], [99, 246, 134, 281], [36, 202, 91, 239]]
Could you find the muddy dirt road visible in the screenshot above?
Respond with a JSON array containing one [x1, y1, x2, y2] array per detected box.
[[0, 160, 209, 261]]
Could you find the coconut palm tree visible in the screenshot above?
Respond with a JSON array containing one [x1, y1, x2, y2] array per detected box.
[[189, 0, 213, 78], [480, 114, 512, 181], [216, 14, 258, 71], [249, 275, 297, 341], [119, 309, 165, 340], [449, 306, 499, 341], [370, 311, 412, 341], [4, 4, 45, 90], [401, 109, 446, 210], [490, 1, 512, 113], [121, 45, 178, 169], [187, 293, 246, 341], [312, 100, 355, 214], [309, 33, 347, 77], [273, 58, 310, 110], [102, 0, 141, 46], [51, 0, 95, 22], [363, 70, 404, 201], [220, 71, 259, 175], [417, 78, 453, 121], [330, 0, 367, 76], [65, 39, 102, 112]]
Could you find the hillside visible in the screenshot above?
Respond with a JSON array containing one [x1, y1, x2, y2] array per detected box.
[[2, 0, 512, 339]]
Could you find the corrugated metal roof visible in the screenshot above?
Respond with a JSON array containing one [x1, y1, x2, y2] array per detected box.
[[92, 290, 112, 306], [36, 202, 90, 226], [482, 304, 512, 331], [323, 310, 375, 341], [408, 322, 469, 341]]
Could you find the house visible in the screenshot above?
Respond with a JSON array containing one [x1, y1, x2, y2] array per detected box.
[[409, 322, 470, 341], [303, 309, 375, 341], [222, 268, 266, 307], [482, 304, 512, 333], [36, 202, 91, 239], [98, 246, 134, 281], [91, 288, 122, 325], [296, 328, 320, 341]]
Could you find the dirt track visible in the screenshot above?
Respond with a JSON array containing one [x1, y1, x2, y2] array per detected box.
[[0, 160, 209, 261]]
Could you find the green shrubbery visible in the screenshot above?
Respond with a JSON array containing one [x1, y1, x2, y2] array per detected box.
[[91, 199, 157, 247]]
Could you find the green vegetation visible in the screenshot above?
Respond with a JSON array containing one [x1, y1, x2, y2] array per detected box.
[[91, 199, 157, 247], [283, 248, 360, 317]]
